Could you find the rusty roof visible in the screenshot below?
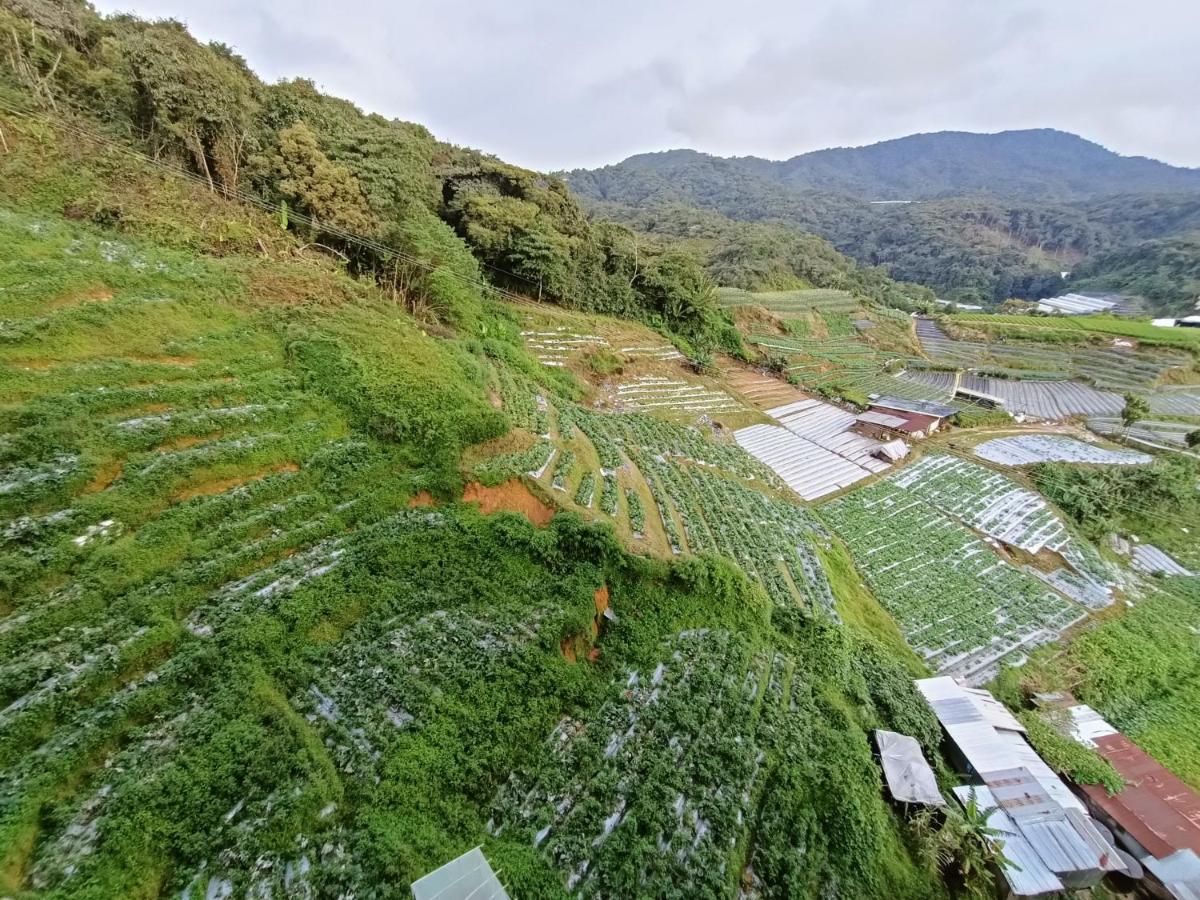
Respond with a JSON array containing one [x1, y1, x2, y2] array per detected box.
[[1082, 732, 1200, 860]]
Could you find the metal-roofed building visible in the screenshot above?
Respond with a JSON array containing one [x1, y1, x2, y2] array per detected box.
[[918, 677, 1125, 895], [953, 784, 1067, 896], [866, 396, 958, 438], [1058, 704, 1200, 899], [411, 847, 508, 900], [1065, 705, 1195, 859], [874, 730, 945, 807]]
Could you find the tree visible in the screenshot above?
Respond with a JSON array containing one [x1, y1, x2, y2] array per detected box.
[[1121, 392, 1150, 433], [255, 121, 377, 237], [1186, 429, 1200, 448]]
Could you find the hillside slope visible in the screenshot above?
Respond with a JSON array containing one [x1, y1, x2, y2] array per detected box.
[[565, 134, 1200, 308], [0, 7, 950, 899]]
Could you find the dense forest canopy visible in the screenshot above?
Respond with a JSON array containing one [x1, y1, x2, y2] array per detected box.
[[565, 136, 1200, 311]]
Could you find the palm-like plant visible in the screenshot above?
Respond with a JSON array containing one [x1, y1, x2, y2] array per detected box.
[[911, 788, 1015, 899]]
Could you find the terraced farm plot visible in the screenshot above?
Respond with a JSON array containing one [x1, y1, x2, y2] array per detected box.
[[899, 370, 1124, 419], [520, 327, 609, 366], [608, 375, 744, 415], [1148, 388, 1200, 417], [717, 287, 860, 314], [973, 435, 1151, 467], [1087, 417, 1199, 448], [819, 483, 1084, 682], [915, 317, 1190, 391], [746, 332, 953, 405], [890, 454, 1116, 608], [572, 410, 837, 614]]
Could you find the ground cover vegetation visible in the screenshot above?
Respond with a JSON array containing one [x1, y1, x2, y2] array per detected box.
[[994, 577, 1200, 791], [0, 172, 955, 900], [0, 7, 969, 897]]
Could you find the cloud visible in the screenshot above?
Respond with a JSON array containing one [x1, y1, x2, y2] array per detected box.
[[90, 0, 1200, 169]]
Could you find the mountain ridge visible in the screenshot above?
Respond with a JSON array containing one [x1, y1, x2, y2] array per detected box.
[[568, 128, 1200, 202]]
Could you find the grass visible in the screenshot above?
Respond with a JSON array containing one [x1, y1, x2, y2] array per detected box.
[[950, 312, 1200, 355]]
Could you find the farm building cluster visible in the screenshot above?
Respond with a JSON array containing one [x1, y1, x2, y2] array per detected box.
[[917, 677, 1129, 896]]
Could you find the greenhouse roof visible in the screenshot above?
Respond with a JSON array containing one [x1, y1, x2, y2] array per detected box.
[[411, 847, 508, 900], [870, 396, 958, 418], [874, 730, 944, 806]]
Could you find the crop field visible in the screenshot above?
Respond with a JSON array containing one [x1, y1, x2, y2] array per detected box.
[[717, 287, 860, 314], [608, 374, 744, 415], [819, 483, 1083, 682], [0, 199, 958, 898], [972, 435, 1151, 466], [520, 327, 609, 366], [517, 309, 683, 367], [1148, 388, 1200, 417], [1087, 416, 1198, 448], [746, 332, 953, 405], [890, 454, 1116, 606], [569, 409, 838, 614], [916, 318, 1190, 392], [898, 369, 1124, 418], [949, 313, 1200, 353]]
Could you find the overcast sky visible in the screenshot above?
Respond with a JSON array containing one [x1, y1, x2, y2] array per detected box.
[[91, 0, 1200, 171]]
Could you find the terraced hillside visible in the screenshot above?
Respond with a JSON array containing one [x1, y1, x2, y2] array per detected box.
[[0, 200, 951, 898], [917, 317, 1193, 390]]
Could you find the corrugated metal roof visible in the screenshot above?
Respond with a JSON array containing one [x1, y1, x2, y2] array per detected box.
[[965, 687, 1027, 733], [994, 730, 1087, 814], [1066, 705, 1118, 747], [953, 785, 1066, 896], [1081, 732, 1200, 860], [411, 847, 508, 900], [1144, 849, 1200, 900], [871, 395, 959, 418], [856, 410, 908, 428], [875, 730, 946, 806]]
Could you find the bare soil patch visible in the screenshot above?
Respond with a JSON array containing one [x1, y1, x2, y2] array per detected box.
[[47, 285, 112, 311], [153, 433, 219, 453], [462, 478, 555, 527], [407, 490, 436, 508], [172, 462, 299, 502], [84, 459, 123, 493]]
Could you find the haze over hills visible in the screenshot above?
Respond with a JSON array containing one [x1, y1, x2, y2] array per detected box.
[[565, 130, 1200, 310]]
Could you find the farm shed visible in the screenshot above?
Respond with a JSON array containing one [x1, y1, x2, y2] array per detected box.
[[1060, 705, 1200, 900], [866, 396, 957, 438], [954, 385, 1007, 409], [851, 409, 908, 439], [874, 730, 944, 806], [874, 439, 909, 462], [918, 678, 1125, 894], [411, 847, 509, 900]]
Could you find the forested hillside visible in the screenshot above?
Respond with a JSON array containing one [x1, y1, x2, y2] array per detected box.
[[566, 135, 1200, 310]]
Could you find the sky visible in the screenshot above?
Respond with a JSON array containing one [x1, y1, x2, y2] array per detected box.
[[91, 0, 1200, 172]]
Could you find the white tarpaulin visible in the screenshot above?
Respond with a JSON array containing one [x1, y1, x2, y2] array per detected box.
[[875, 729, 945, 807]]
